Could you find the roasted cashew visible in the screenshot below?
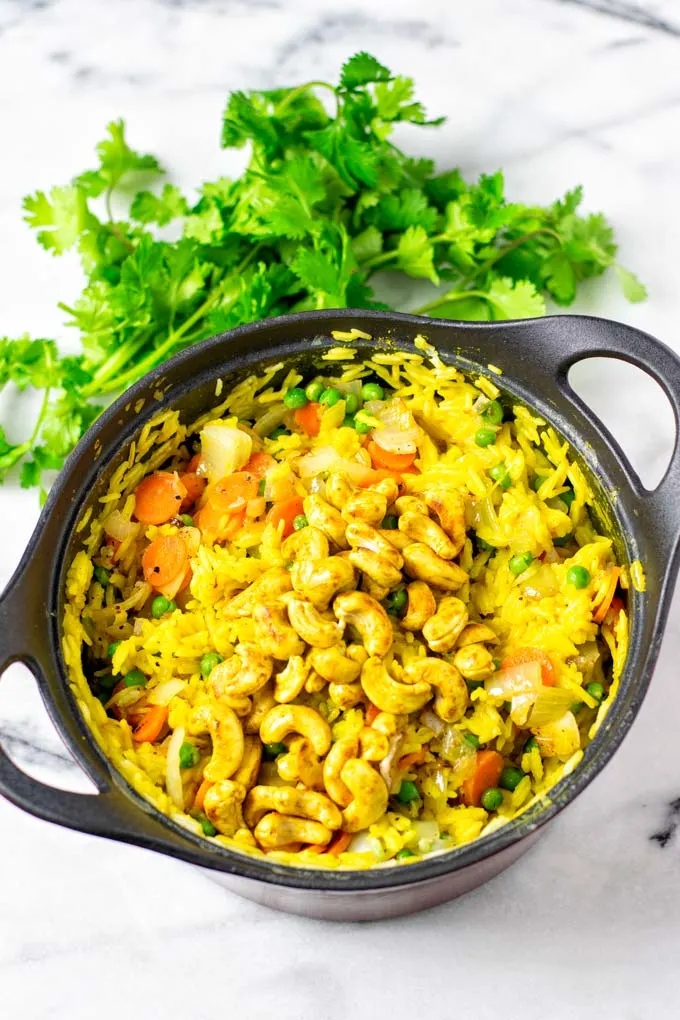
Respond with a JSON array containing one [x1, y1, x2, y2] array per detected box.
[[343, 489, 388, 526], [398, 510, 457, 560], [273, 655, 309, 703], [232, 735, 263, 790], [303, 494, 349, 549], [457, 622, 499, 647], [395, 495, 429, 516], [259, 703, 331, 757], [254, 812, 332, 849], [401, 580, 437, 631], [304, 671, 328, 694], [203, 779, 247, 836], [211, 644, 274, 698], [325, 472, 354, 510], [402, 542, 468, 590], [253, 602, 306, 660], [349, 547, 403, 589], [244, 785, 342, 829], [452, 643, 495, 681], [244, 682, 276, 734], [308, 645, 361, 684], [345, 521, 403, 569], [223, 567, 292, 618], [282, 525, 329, 564], [404, 658, 469, 723], [347, 643, 369, 667], [358, 726, 389, 760], [424, 488, 467, 556], [333, 591, 394, 657], [370, 710, 401, 738], [341, 759, 389, 833], [276, 736, 324, 789], [360, 657, 432, 714], [370, 476, 400, 504], [188, 704, 245, 782], [328, 681, 365, 710], [379, 528, 411, 551], [422, 596, 469, 652], [323, 736, 358, 807], [284, 595, 345, 648], [360, 574, 392, 602], [291, 555, 356, 611]]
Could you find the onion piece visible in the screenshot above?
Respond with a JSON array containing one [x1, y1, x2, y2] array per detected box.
[[485, 661, 543, 700], [370, 398, 420, 455], [253, 405, 287, 438], [148, 678, 186, 706], [347, 832, 383, 858], [199, 423, 252, 483], [528, 687, 575, 728], [439, 727, 477, 779], [103, 510, 140, 543], [166, 725, 186, 809], [421, 710, 445, 736], [534, 711, 581, 758], [105, 686, 145, 712], [521, 564, 558, 599], [379, 733, 405, 793], [295, 447, 376, 486], [412, 820, 440, 854]]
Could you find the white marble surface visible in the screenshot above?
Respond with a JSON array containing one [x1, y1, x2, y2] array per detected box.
[[1, 0, 680, 1016]]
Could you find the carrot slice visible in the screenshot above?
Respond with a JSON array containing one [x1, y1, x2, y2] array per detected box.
[[461, 750, 504, 807], [179, 472, 207, 510], [604, 595, 625, 628], [365, 702, 381, 726], [134, 471, 187, 525], [186, 453, 201, 473], [294, 402, 322, 437], [195, 503, 246, 543], [142, 535, 189, 588], [326, 831, 352, 856], [593, 567, 621, 624], [244, 451, 275, 479], [398, 749, 428, 770], [210, 472, 260, 513], [267, 496, 304, 539], [194, 777, 212, 812], [501, 648, 556, 687], [133, 705, 169, 743], [367, 440, 416, 473]]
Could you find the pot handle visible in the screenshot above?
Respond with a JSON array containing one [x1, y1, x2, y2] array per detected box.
[[540, 315, 680, 563]]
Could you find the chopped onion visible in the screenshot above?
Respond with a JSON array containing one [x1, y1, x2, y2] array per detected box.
[[199, 423, 252, 482], [421, 710, 445, 736], [521, 564, 558, 599], [534, 711, 581, 758], [412, 820, 439, 854], [166, 726, 186, 809], [379, 733, 405, 793], [148, 678, 186, 706], [347, 832, 383, 858], [295, 447, 375, 486], [106, 686, 145, 712], [253, 405, 287, 437], [439, 727, 477, 777], [485, 661, 543, 700], [469, 496, 498, 534], [370, 398, 420, 455], [528, 687, 575, 728], [103, 510, 140, 543]]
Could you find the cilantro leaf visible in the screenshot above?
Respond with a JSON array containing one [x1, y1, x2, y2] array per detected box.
[[131, 184, 188, 226], [615, 264, 647, 303], [23, 187, 95, 254], [340, 52, 391, 90], [395, 226, 439, 285], [485, 277, 545, 319]]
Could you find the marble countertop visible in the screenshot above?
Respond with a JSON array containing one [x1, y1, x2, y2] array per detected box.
[[1, 0, 680, 1016]]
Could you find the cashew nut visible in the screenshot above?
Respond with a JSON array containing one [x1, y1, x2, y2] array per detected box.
[[343, 489, 388, 526], [325, 472, 353, 510], [232, 735, 263, 790], [259, 703, 331, 757], [358, 726, 389, 760], [398, 510, 458, 560], [323, 737, 358, 806], [223, 567, 292, 618], [282, 525, 329, 564], [369, 476, 400, 504], [341, 759, 389, 833], [404, 658, 468, 723], [328, 681, 365, 710], [254, 812, 332, 849], [360, 574, 392, 603], [402, 543, 468, 590], [284, 595, 345, 648], [347, 643, 369, 667], [244, 682, 276, 734], [304, 671, 328, 694], [244, 785, 342, 829], [452, 643, 495, 681], [307, 645, 361, 684], [273, 655, 309, 703], [211, 643, 274, 697], [424, 488, 467, 556], [360, 657, 432, 714], [203, 779, 247, 836], [401, 580, 437, 631], [456, 622, 499, 647], [379, 528, 411, 551], [188, 704, 245, 781], [276, 736, 324, 789], [333, 591, 394, 657], [303, 494, 348, 549], [253, 602, 306, 660], [395, 495, 429, 516], [422, 596, 469, 653], [291, 555, 356, 610], [345, 521, 403, 569], [349, 546, 403, 589]]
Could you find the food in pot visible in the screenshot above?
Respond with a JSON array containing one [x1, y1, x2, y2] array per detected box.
[[62, 336, 636, 869]]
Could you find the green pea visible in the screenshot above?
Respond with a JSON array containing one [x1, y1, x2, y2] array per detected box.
[[475, 427, 497, 448], [476, 536, 495, 553], [344, 392, 361, 415], [561, 487, 576, 508], [283, 387, 308, 410], [524, 736, 539, 753], [586, 681, 605, 703], [481, 787, 503, 812], [257, 479, 266, 497], [465, 678, 485, 691], [463, 733, 481, 749], [395, 848, 415, 860], [354, 418, 372, 434], [499, 766, 525, 792], [509, 552, 533, 576], [269, 426, 289, 440], [342, 415, 357, 429], [151, 595, 172, 619], [381, 515, 399, 530], [98, 674, 117, 693], [293, 514, 308, 531], [197, 813, 217, 837], [361, 382, 384, 402], [263, 742, 288, 760], [386, 588, 408, 616], [179, 513, 194, 527], [200, 652, 223, 677], [305, 380, 325, 402], [493, 659, 502, 671], [94, 566, 111, 586], [179, 742, 200, 769], [107, 641, 121, 659], [319, 387, 341, 407], [123, 669, 147, 688], [395, 780, 420, 804], [553, 533, 573, 548], [481, 400, 504, 426], [530, 475, 547, 493], [488, 463, 511, 489], [567, 565, 591, 589], [571, 701, 584, 714]]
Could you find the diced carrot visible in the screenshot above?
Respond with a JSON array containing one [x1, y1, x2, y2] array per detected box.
[[245, 497, 267, 519], [267, 496, 304, 539], [186, 453, 201, 473], [398, 749, 428, 770], [604, 595, 625, 628], [244, 451, 275, 479], [194, 778, 212, 812], [133, 704, 169, 743], [593, 567, 621, 624], [294, 402, 322, 437], [142, 535, 189, 588], [367, 440, 416, 473], [326, 831, 351, 856], [365, 702, 380, 726], [195, 503, 246, 543], [501, 648, 556, 687], [134, 471, 187, 525], [179, 472, 207, 510], [210, 472, 260, 514], [461, 750, 504, 807]]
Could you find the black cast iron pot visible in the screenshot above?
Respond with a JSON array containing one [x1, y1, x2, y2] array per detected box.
[[1, 310, 679, 922]]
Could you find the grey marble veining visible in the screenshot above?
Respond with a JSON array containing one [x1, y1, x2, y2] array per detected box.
[[1, 0, 679, 1017]]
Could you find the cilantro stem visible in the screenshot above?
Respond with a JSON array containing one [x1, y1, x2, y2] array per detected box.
[[274, 81, 337, 117], [105, 186, 135, 253], [410, 288, 502, 317]]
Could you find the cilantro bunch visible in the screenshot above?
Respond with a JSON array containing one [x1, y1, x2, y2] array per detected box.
[[0, 52, 644, 496]]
